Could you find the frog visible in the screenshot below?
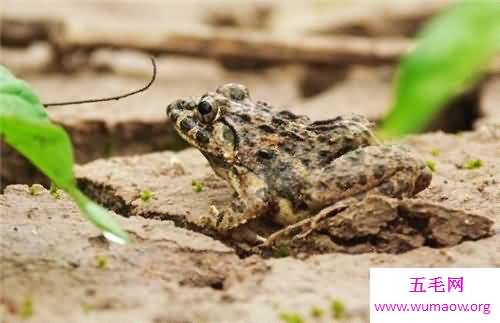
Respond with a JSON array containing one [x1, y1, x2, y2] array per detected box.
[[166, 83, 433, 244]]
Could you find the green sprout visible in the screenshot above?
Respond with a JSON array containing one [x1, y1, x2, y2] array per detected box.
[[425, 160, 437, 172], [50, 182, 61, 199], [272, 243, 290, 258], [310, 306, 324, 318], [96, 255, 108, 269], [463, 159, 483, 170], [430, 148, 441, 157], [279, 312, 304, 323], [192, 180, 204, 192], [81, 303, 93, 314], [28, 184, 44, 196], [139, 189, 154, 202], [19, 296, 34, 319], [331, 299, 346, 320]]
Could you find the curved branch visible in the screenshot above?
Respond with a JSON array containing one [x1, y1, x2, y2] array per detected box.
[[43, 56, 157, 107]]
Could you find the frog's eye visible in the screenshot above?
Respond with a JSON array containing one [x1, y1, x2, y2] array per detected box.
[[197, 100, 218, 123]]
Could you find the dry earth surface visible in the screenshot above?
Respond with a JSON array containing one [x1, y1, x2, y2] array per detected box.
[[1, 127, 499, 323]]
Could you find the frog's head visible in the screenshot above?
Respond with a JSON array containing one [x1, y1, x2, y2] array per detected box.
[[167, 83, 252, 175]]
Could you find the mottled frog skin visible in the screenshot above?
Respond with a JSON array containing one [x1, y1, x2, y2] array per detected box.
[[167, 84, 432, 240]]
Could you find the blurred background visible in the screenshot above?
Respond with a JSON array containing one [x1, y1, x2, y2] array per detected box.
[[2, 0, 499, 189]]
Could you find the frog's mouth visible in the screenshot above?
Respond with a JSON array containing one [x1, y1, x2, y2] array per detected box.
[[171, 114, 212, 150], [167, 99, 207, 147]]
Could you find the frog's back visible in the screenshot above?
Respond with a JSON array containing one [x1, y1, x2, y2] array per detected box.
[[303, 114, 378, 167], [232, 109, 377, 209]]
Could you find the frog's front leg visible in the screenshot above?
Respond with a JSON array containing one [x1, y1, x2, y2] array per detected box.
[[305, 145, 432, 209], [203, 167, 272, 242]]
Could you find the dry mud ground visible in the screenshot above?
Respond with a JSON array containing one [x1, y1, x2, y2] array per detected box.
[[1, 128, 499, 323], [2, 0, 500, 322]]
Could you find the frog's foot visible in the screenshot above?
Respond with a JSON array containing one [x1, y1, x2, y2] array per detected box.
[[262, 195, 493, 255], [229, 225, 267, 244], [200, 202, 271, 245], [262, 197, 358, 247], [201, 204, 256, 231]]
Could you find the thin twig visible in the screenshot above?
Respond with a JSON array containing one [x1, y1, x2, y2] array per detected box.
[[43, 56, 157, 107]]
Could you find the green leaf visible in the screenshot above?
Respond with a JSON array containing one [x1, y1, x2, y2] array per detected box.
[[68, 188, 128, 244], [0, 65, 128, 243], [381, 1, 500, 137], [0, 66, 49, 121], [1, 117, 75, 187]]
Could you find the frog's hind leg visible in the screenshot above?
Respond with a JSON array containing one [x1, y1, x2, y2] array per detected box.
[[264, 195, 493, 254], [353, 166, 430, 202], [305, 145, 432, 210]]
